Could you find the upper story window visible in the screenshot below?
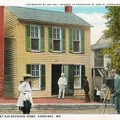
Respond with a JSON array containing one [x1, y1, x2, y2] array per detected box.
[[31, 26, 40, 51], [73, 29, 81, 52], [69, 28, 84, 54], [53, 28, 61, 51], [94, 49, 104, 67], [25, 25, 44, 52], [48, 27, 65, 53]]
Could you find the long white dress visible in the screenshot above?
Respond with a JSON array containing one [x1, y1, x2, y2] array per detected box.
[[16, 81, 33, 107]]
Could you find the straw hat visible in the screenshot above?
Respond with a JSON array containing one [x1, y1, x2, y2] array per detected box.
[[22, 74, 32, 78]]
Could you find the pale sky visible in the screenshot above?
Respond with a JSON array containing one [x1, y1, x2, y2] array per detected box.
[[76, 12, 107, 45]]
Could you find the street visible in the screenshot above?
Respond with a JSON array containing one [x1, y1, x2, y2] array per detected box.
[[0, 105, 117, 114]]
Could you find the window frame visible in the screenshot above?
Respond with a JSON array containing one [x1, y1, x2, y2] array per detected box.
[[30, 25, 40, 52], [52, 27, 62, 52], [73, 29, 81, 53], [31, 64, 41, 90], [74, 65, 82, 89]]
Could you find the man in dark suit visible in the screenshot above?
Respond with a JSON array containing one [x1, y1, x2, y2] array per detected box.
[[83, 76, 90, 103], [110, 70, 120, 114]]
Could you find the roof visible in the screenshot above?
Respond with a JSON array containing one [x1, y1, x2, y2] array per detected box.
[[91, 42, 110, 50], [7, 6, 92, 27]]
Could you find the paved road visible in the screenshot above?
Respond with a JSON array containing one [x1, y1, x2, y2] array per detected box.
[[0, 105, 117, 114]]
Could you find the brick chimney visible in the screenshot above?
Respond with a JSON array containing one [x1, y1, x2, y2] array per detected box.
[[65, 6, 72, 13]]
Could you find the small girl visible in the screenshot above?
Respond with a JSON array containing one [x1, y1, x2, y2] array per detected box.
[[96, 88, 101, 102]]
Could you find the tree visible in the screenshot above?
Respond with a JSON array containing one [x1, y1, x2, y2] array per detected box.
[[102, 6, 120, 73]]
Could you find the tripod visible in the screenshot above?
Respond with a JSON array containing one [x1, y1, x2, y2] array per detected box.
[[99, 88, 110, 114]]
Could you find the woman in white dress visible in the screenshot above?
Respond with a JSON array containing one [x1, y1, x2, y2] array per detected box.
[[17, 74, 33, 114]]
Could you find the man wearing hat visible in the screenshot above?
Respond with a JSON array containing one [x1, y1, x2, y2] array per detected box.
[[83, 76, 90, 103], [57, 73, 67, 99], [17, 74, 34, 114], [110, 69, 120, 114]]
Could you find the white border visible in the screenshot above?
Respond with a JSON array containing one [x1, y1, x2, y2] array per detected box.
[[2, 0, 120, 6], [1, 0, 120, 119]]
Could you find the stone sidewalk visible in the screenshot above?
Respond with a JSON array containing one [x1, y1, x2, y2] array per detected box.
[[0, 97, 117, 114], [0, 104, 116, 114], [0, 103, 116, 114]]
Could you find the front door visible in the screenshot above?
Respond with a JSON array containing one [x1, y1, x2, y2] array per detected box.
[[52, 64, 62, 95], [52, 64, 74, 96]]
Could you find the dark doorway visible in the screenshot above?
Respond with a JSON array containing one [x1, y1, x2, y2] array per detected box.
[[52, 64, 74, 96], [52, 64, 62, 95]]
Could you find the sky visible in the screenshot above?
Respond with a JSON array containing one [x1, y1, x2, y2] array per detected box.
[[28, 6, 107, 45]]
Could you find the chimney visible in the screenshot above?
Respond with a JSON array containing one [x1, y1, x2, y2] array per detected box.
[[65, 6, 72, 13]]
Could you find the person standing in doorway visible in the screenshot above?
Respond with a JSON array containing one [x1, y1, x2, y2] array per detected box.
[[58, 73, 67, 99], [83, 76, 90, 103], [17, 74, 34, 114], [110, 69, 120, 114]]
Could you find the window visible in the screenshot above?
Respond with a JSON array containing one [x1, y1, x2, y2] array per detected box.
[[53, 28, 61, 51], [31, 65, 40, 89], [26, 64, 45, 90], [48, 27, 65, 52], [31, 26, 39, 51], [73, 29, 81, 52], [32, 65, 39, 76], [94, 50, 104, 67], [25, 25, 44, 52], [69, 28, 84, 53], [74, 65, 85, 89]]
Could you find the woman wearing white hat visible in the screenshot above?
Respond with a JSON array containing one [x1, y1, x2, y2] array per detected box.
[[57, 73, 67, 99], [17, 74, 34, 114]]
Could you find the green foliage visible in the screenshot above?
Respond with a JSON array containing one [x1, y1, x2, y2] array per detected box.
[[102, 6, 120, 73], [104, 6, 120, 41], [101, 42, 120, 73]]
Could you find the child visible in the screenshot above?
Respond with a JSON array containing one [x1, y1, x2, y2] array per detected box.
[[93, 87, 97, 102], [96, 88, 101, 102]]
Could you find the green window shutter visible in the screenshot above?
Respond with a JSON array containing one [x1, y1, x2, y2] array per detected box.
[[69, 28, 73, 53], [62, 28, 66, 53], [26, 64, 31, 74], [81, 65, 85, 88], [26, 64, 32, 86], [48, 27, 53, 52], [25, 25, 30, 51], [40, 26, 45, 52], [81, 30, 85, 53], [68, 65, 74, 95], [41, 65, 46, 90]]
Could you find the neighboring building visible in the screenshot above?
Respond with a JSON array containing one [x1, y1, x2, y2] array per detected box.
[[91, 35, 112, 96], [0, 6, 4, 97], [4, 6, 92, 98]]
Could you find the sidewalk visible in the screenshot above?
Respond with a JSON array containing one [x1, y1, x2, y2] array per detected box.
[[0, 96, 96, 104], [0, 97, 116, 114], [0, 96, 113, 105]]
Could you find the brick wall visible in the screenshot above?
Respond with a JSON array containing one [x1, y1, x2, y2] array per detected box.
[[0, 6, 4, 97]]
